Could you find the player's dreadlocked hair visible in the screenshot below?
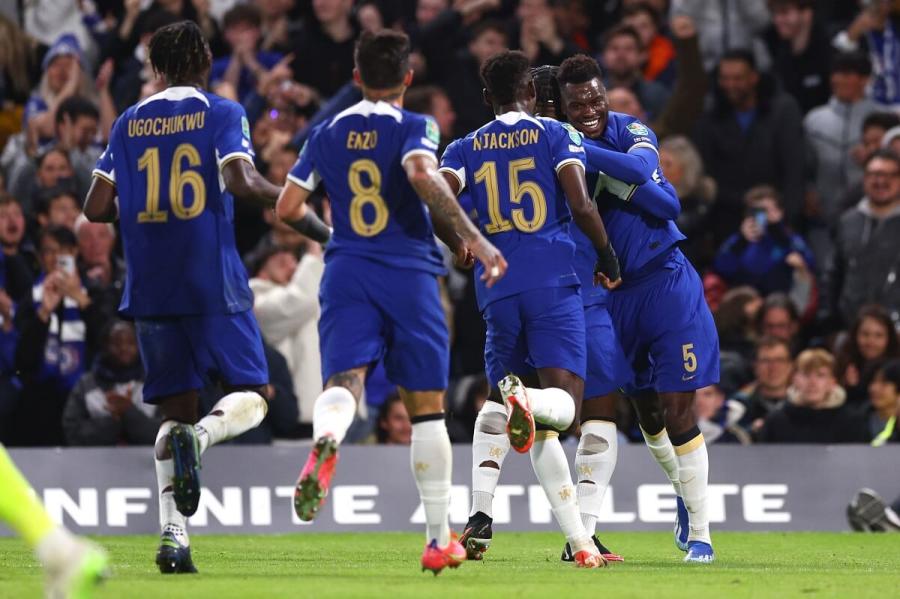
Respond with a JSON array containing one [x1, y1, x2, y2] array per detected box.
[[149, 20, 211, 85], [557, 54, 603, 86], [480, 50, 531, 106], [355, 29, 410, 90], [531, 65, 561, 116]]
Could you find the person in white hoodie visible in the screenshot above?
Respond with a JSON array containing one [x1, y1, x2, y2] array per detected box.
[[249, 241, 324, 427]]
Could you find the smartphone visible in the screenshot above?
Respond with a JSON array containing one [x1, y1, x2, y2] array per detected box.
[[753, 209, 767, 229], [56, 254, 76, 275]]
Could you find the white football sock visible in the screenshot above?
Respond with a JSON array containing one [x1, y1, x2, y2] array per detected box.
[[526, 387, 575, 431], [195, 391, 267, 454], [35, 527, 77, 572], [576, 420, 618, 536], [411, 418, 452, 547], [675, 433, 711, 544], [470, 401, 510, 518], [155, 421, 188, 546], [530, 433, 591, 550], [641, 427, 682, 496], [312, 386, 357, 445]]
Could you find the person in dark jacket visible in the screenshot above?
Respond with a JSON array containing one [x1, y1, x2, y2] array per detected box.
[[758, 348, 869, 443], [62, 320, 159, 446], [825, 150, 900, 329], [733, 336, 794, 436], [713, 185, 816, 296], [693, 49, 806, 244]]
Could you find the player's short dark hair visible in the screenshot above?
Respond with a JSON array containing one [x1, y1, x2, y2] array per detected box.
[[531, 65, 561, 110], [223, 3, 262, 30], [831, 51, 871, 76], [354, 29, 410, 90], [863, 111, 900, 133], [38, 224, 78, 249], [622, 2, 661, 27], [55, 96, 99, 125], [557, 54, 603, 86], [480, 50, 531, 106], [719, 48, 757, 71], [602, 24, 644, 52], [865, 148, 900, 170], [149, 20, 211, 85]]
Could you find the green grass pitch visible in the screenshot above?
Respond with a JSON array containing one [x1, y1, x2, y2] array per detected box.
[[1, 532, 899, 598]]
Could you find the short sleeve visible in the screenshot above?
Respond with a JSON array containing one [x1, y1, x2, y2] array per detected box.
[[286, 130, 321, 191], [214, 100, 255, 170], [618, 118, 659, 156], [548, 120, 586, 173], [400, 113, 440, 165], [438, 139, 466, 192], [92, 118, 121, 185]]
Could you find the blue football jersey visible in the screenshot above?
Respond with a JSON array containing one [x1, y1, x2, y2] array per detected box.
[[93, 86, 254, 317], [584, 112, 685, 276], [439, 112, 585, 310], [287, 99, 445, 275]]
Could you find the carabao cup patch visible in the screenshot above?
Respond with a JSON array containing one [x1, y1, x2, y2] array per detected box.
[[426, 117, 440, 144], [626, 122, 649, 136], [562, 123, 583, 145], [242, 116, 251, 139]]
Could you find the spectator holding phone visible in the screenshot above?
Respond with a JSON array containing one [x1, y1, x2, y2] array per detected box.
[[713, 185, 816, 295]]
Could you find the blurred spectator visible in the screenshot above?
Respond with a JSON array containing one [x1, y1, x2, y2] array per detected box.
[[757, 293, 802, 350], [733, 336, 794, 435], [443, 19, 508, 136], [694, 384, 751, 444], [211, 4, 285, 104], [447, 374, 489, 442], [694, 49, 805, 243], [714, 285, 762, 366], [670, 0, 770, 71], [758, 348, 869, 443], [862, 359, 900, 441], [805, 52, 881, 224], [373, 393, 412, 445], [249, 242, 324, 427], [600, 25, 670, 120], [660, 135, 716, 270], [35, 186, 80, 232], [259, 0, 296, 53], [832, 0, 900, 108], [75, 215, 124, 322], [11, 226, 105, 446], [763, 0, 832, 114], [0, 195, 37, 289], [53, 97, 104, 198], [355, 0, 385, 33], [291, 0, 357, 100], [713, 185, 815, 296], [835, 305, 900, 404], [622, 2, 676, 86], [62, 320, 158, 446], [24, 34, 94, 151], [514, 0, 579, 66], [840, 112, 900, 218], [885, 125, 900, 153], [0, 15, 36, 109], [405, 85, 457, 154], [8, 146, 76, 216], [826, 150, 900, 328]]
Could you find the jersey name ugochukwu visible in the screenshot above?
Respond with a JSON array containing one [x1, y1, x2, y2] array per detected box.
[[440, 112, 586, 310], [93, 87, 254, 317], [287, 100, 445, 275]]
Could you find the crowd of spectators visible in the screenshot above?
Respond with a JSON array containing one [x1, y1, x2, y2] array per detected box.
[[1, 0, 899, 449]]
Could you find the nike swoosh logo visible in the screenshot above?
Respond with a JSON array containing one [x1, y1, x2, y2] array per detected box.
[[682, 374, 696, 381]]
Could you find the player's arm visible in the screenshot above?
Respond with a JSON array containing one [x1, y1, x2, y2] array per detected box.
[[616, 178, 682, 221], [583, 142, 659, 184], [83, 176, 118, 223], [558, 163, 621, 289], [404, 154, 506, 287]]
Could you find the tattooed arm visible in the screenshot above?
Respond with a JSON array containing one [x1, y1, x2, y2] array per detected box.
[[403, 154, 507, 286]]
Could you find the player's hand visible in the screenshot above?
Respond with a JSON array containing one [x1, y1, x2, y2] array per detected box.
[[594, 244, 622, 290], [468, 236, 507, 288], [451, 243, 475, 270], [739, 217, 763, 243]]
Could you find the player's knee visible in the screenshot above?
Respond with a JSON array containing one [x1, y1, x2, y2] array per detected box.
[[478, 460, 500, 470], [577, 433, 610, 456], [475, 409, 506, 436]]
